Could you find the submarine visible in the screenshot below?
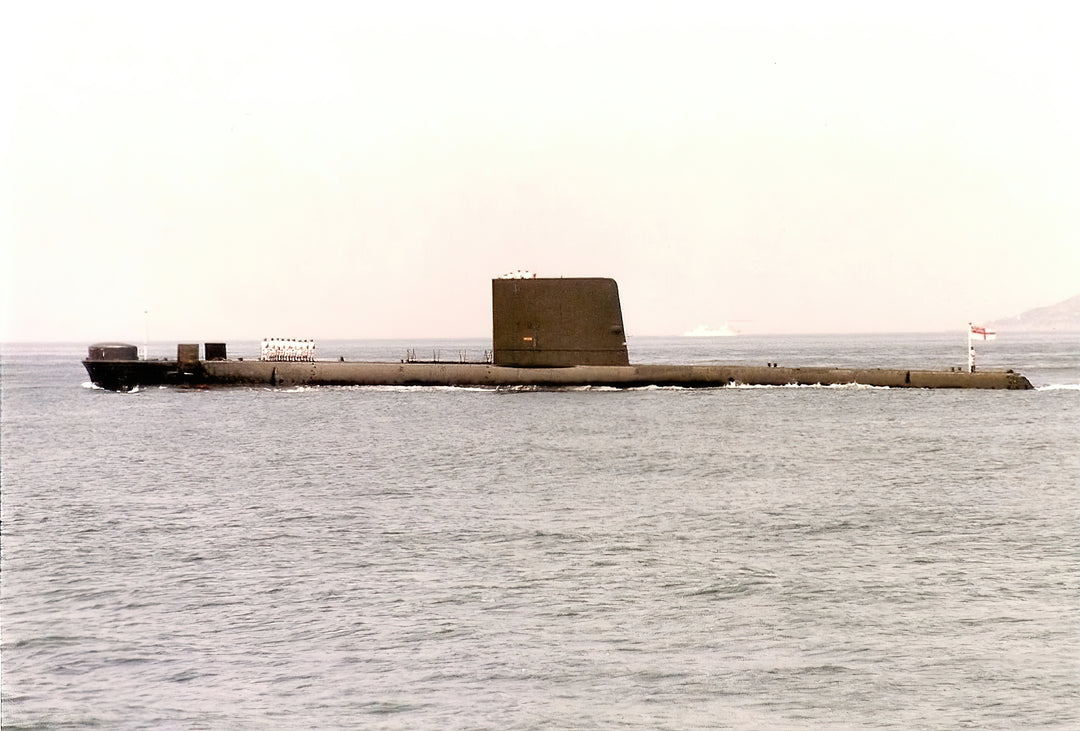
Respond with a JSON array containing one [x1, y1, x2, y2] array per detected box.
[[83, 276, 1033, 391]]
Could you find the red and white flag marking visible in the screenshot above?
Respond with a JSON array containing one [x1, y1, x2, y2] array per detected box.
[[969, 324, 997, 341]]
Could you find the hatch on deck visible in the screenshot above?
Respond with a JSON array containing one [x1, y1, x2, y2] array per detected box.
[[86, 343, 138, 361]]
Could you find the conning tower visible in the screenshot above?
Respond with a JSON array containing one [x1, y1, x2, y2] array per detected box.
[[492, 277, 629, 367]]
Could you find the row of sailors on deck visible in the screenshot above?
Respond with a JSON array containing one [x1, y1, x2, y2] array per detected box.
[[260, 338, 316, 362]]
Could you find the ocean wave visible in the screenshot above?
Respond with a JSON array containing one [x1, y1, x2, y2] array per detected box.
[[1036, 383, 1080, 391], [82, 381, 142, 394]]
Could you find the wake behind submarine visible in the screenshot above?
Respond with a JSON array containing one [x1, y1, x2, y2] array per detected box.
[[83, 276, 1033, 391]]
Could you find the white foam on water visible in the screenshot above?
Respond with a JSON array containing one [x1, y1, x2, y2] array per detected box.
[[82, 381, 145, 393]]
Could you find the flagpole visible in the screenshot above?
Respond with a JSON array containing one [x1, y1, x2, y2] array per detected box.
[[968, 322, 975, 373]]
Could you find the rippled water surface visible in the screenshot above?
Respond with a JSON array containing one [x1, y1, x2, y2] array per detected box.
[[2, 335, 1078, 729]]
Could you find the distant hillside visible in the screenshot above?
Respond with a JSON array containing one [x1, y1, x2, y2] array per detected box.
[[989, 294, 1080, 332]]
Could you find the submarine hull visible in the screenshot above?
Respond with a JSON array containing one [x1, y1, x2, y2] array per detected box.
[[82, 359, 201, 392], [83, 358, 1034, 391], [82, 276, 1034, 392]]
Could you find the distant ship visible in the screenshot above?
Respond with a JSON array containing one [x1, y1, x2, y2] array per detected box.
[[82, 277, 1032, 391], [683, 323, 739, 337]]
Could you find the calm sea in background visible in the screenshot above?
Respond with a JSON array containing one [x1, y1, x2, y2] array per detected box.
[[2, 333, 1078, 729]]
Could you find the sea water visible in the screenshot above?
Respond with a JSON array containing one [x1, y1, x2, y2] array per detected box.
[[2, 334, 1077, 729]]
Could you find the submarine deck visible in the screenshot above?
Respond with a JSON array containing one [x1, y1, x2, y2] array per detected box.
[[83, 358, 1034, 391]]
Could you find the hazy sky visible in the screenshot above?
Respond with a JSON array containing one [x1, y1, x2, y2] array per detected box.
[[3, 2, 1077, 342]]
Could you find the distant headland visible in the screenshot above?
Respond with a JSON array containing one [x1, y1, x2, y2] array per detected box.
[[989, 294, 1080, 332]]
